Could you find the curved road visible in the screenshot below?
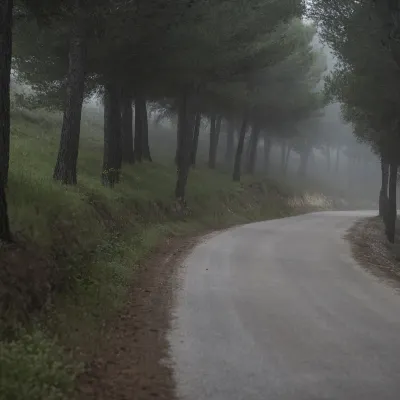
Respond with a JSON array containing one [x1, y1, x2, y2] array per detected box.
[[168, 211, 400, 400]]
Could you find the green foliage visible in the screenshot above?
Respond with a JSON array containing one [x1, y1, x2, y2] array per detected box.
[[0, 330, 82, 400]]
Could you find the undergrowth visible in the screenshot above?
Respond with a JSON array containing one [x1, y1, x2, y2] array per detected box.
[[0, 108, 330, 399]]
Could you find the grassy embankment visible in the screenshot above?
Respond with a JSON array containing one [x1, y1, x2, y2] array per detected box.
[[0, 108, 330, 399]]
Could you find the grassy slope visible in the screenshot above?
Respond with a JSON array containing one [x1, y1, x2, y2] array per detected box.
[[1, 108, 329, 399]]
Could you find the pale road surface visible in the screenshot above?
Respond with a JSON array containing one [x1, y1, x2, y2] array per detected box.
[[168, 211, 400, 400]]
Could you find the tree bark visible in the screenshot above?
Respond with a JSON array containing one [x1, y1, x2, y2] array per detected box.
[[225, 120, 235, 165], [233, 110, 249, 182], [53, 16, 86, 184], [379, 159, 389, 218], [191, 112, 201, 166], [141, 97, 152, 162], [385, 163, 397, 243], [284, 145, 291, 175], [208, 114, 218, 169], [335, 147, 340, 172], [133, 92, 144, 162], [175, 87, 195, 201], [263, 132, 271, 171], [121, 93, 134, 164], [246, 121, 261, 174], [102, 80, 122, 187], [280, 142, 286, 173], [0, 0, 12, 242], [326, 146, 331, 172], [298, 146, 311, 177]]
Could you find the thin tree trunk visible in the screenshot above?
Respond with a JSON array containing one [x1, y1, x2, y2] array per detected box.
[[0, 0, 12, 242], [121, 94, 134, 164], [284, 145, 291, 174], [141, 97, 152, 162], [102, 80, 122, 187], [133, 92, 144, 162], [175, 87, 195, 201], [191, 112, 201, 166], [280, 142, 286, 172], [298, 146, 310, 177], [53, 16, 86, 184], [208, 114, 217, 169], [386, 163, 397, 243], [379, 159, 389, 218], [246, 121, 261, 174], [175, 106, 184, 165], [326, 146, 331, 172], [263, 132, 271, 171], [335, 147, 340, 172], [233, 110, 249, 182], [225, 120, 235, 165]]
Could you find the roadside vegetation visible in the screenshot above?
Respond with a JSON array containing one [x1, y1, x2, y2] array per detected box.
[[310, 0, 400, 244]]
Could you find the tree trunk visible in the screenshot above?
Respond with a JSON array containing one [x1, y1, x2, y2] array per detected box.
[[232, 110, 249, 182], [121, 94, 134, 164], [102, 80, 122, 187], [284, 145, 291, 174], [246, 121, 261, 174], [53, 17, 86, 184], [133, 92, 144, 162], [175, 88, 195, 201], [191, 112, 201, 166], [379, 159, 389, 218], [225, 120, 235, 165], [326, 146, 331, 172], [208, 114, 218, 169], [280, 142, 286, 172], [298, 146, 310, 177], [385, 163, 397, 243], [141, 97, 152, 162], [335, 147, 340, 173], [263, 132, 271, 171], [0, 0, 12, 242]]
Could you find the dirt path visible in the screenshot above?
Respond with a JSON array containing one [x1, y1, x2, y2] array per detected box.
[[77, 235, 199, 400]]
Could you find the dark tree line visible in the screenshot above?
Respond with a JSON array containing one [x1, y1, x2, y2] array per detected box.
[[0, 0, 327, 242]]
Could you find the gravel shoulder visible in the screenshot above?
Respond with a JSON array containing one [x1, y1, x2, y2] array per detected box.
[[346, 216, 400, 290]]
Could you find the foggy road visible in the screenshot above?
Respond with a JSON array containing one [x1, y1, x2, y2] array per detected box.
[[168, 211, 400, 400]]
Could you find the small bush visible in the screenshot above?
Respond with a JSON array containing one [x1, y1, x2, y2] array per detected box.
[[0, 331, 82, 400]]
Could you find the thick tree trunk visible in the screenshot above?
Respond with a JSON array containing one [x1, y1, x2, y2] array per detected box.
[[141, 97, 152, 162], [385, 163, 397, 243], [102, 81, 122, 187], [191, 112, 201, 166], [263, 132, 271, 170], [175, 88, 195, 201], [53, 18, 86, 184], [121, 94, 134, 164], [0, 0, 12, 242], [133, 92, 144, 162], [379, 159, 389, 218], [246, 121, 261, 174], [232, 110, 249, 182], [225, 120, 235, 165], [208, 114, 218, 169]]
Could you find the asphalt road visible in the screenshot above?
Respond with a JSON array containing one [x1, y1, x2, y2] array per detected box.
[[168, 211, 400, 400]]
